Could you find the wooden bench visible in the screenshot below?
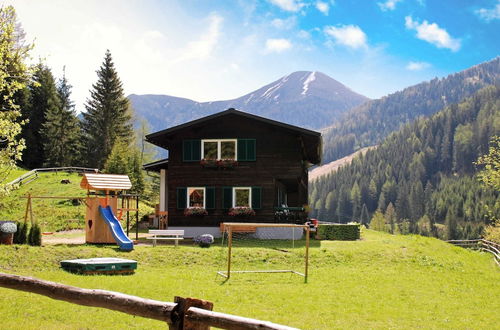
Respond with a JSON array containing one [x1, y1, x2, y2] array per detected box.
[[147, 230, 184, 247]]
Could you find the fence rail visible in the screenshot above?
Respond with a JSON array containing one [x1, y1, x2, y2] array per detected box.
[[8, 167, 98, 186], [0, 272, 298, 330], [447, 239, 500, 267]]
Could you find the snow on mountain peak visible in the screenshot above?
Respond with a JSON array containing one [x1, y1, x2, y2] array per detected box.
[[301, 71, 316, 96]]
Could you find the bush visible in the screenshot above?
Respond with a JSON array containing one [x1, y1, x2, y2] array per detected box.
[[28, 223, 42, 246], [317, 223, 360, 240], [13, 221, 28, 244]]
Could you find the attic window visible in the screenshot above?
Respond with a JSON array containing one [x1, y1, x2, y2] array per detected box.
[[202, 139, 237, 160]]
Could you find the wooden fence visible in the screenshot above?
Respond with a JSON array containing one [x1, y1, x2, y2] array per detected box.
[[8, 167, 99, 186], [0, 272, 298, 330], [447, 239, 500, 267]]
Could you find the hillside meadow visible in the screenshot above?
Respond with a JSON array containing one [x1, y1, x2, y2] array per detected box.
[[0, 230, 498, 329], [0, 170, 153, 232]]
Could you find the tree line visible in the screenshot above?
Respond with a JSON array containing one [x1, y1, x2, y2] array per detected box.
[[310, 86, 500, 240], [321, 57, 500, 164]]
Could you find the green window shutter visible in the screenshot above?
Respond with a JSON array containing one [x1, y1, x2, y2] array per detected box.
[[222, 187, 233, 209], [247, 139, 256, 161], [183, 140, 192, 161], [206, 187, 216, 209], [237, 139, 256, 161], [251, 186, 261, 209], [177, 187, 187, 209], [183, 140, 201, 161], [192, 139, 201, 161], [237, 139, 247, 161]]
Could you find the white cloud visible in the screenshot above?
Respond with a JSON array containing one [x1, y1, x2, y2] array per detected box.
[[324, 25, 367, 49], [378, 0, 401, 11], [316, 1, 330, 15], [405, 16, 461, 51], [406, 61, 431, 71], [175, 13, 223, 62], [271, 17, 297, 29], [475, 1, 500, 21], [265, 38, 292, 53], [268, 0, 305, 12]]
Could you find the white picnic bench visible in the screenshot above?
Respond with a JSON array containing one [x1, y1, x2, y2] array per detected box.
[[147, 230, 184, 247]]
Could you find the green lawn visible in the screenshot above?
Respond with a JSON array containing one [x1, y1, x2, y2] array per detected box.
[[0, 171, 153, 232], [0, 230, 498, 329]]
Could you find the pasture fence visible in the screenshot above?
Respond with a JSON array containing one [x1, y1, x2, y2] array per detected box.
[[8, 167, 99, 186], [0, 272, 297, 330], [447, 239, 500, 267]]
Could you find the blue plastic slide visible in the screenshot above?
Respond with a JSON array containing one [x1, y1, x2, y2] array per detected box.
[[98, 206, 134, 251]]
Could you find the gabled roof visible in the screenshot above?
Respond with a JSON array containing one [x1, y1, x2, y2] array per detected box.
[[145, 108, 322, 164], [143, 158, 168, 172], [80, 174, 132, 191], [146, 108, 321, 140]]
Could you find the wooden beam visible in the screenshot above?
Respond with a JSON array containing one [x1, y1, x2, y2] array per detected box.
[[185, 307, 299, 330], [0, 272, 176, 325]]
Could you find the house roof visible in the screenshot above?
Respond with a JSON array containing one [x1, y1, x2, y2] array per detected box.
[[143, 158, 168, 172], [80, 173, 132, 191], [145, 108, 322, 164]]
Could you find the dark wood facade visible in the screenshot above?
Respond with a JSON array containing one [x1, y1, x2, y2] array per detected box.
[[145, 109, 321, 227]]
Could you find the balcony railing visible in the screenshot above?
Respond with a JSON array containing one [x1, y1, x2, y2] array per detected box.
[[274, 206, 307, 224]]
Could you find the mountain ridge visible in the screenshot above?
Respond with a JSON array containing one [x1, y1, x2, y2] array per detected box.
[[129, 71, 369, 132]]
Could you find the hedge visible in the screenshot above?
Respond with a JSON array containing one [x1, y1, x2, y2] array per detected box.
[[317, 224, 360, 240]]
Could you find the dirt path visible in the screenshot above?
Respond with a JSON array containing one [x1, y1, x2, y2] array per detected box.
[[42, 229, 85, 245]]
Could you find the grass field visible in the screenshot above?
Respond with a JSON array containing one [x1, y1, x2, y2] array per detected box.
[[0, 171, 153, 232], [0, 230, 498, 329]]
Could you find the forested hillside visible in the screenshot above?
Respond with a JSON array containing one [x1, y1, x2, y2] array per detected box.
[[310, 86, 500, 240], [322, 57, 500, 163]]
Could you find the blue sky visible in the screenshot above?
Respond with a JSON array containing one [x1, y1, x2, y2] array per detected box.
[[5, 0, 500, 111]]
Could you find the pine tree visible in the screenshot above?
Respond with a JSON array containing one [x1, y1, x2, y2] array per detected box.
[[41, 68, 82, 167], [21, 64, 59, 168], [360, 203, 369, 226], [445, 209, 458, 240], [82, 50, 133, 169], [350, 181, 362, 221], [385, 202, 397, 234]]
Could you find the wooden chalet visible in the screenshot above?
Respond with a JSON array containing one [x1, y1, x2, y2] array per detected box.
[[143, 108, 322, 237]]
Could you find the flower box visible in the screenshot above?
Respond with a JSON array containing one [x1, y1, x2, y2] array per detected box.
[[218, 159, 238, 169], [184, 207, 208, 217], [200, 159, 218, 168], [228, 207, 255, 217]]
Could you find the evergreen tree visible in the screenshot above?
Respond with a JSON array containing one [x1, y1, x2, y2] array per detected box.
[[82, 50, 133, 168], [360, 203, 369, 226], [21, 64, 59, 168], [445, 209, 458, 240], [350, 181, 362, 221], [41, 68, 82, 167], [104, 140, 145, 195], [385, 202, 397, 234]]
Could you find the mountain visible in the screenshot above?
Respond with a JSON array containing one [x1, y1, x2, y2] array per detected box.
[[322, 57, 500, 163], [129, 71, 369, 132], [309, 85, 500, 240]]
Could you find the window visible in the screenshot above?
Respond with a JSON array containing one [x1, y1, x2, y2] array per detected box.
[[233, 187, 251, 207], [187, 187, 205, 208], [202, 139, 237, 160]]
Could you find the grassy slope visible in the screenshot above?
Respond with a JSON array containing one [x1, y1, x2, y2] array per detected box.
[[0, 171, 153, 232], [0, 230, 498, 329]]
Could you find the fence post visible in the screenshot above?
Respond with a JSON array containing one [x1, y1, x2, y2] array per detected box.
[[173, 296, 214, 330]]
